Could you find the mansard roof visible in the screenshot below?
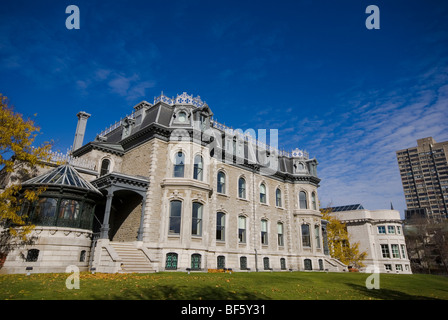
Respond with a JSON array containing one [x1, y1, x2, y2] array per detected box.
[[72, 91, 318, 182]]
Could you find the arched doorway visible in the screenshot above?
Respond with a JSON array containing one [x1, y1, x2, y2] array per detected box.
[[91, 172, 149, 242]]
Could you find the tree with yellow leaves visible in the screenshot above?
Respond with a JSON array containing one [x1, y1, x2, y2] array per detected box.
[[0, 94, 52, 268], [321, 207, 367, 269]]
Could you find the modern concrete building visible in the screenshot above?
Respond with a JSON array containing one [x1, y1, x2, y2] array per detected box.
[[325, 204, 412, 274], [1, 92, 347, 274], [396, 137, 448, 221]]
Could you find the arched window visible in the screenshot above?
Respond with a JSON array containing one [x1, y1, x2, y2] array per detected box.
[[280, 258, 286, 270], [100, 159, 110, 177], [240, 256, 248, 270], [263, 257, 270, 270], [169, 200, 182, 235], [26, 249, 39, 262], [261, 219, 268, 245], [277, 222, 284, 246], [276, 188, 282, 207], [177, 111, 187, 123], [238, 177, 246, 199], [217, 171, 226, 194], [79, 250, 86, 262], [238, 216, 247, 243], [299, 191, 308, 209], [315, 224, 321, 249], [191, 202, 203, 236], [302, 224, 311, 247], [173, 152, 185, 177], [311, 192, 317, 210], [193, 155, 203, 180], [191, 254, 201, 270], [304, 259, 312, 271], [217, 255, 226, 269], [216, 212, 225, 241], [260, 184, 266, 204], [165, 252, 178, 270]]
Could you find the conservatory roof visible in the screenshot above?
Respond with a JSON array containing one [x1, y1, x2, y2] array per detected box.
[[23, 164, 102, 194], [323, 204, 365, 212]]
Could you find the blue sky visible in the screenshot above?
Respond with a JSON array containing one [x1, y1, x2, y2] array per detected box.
[[1, 0, 448, 216]]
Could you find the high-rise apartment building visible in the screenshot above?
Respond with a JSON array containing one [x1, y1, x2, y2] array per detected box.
[[396, 137, 448, 220]]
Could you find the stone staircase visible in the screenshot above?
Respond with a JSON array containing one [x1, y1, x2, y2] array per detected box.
[[109, 242, 156, 273]]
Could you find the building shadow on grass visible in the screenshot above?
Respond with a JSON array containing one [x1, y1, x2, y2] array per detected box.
[[99, 284, 271, 300], [346, 283, 441, 300]]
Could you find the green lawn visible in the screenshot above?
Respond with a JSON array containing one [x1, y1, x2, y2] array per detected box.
[[0, 271, 447, 300]]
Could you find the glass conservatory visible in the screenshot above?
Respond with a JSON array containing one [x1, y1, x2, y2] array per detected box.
[[19, 165, 102, 230]]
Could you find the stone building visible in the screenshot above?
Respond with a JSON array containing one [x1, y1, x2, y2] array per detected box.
[[1, 92, 346, 274], [325, 204, 412, 274]]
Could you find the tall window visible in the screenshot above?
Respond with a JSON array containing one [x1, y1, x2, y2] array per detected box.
[[304, 259, 312, 270], [165, 252, 178, 270], [311, 192, 317, 210], [217, 171, 226, 193], [193, 155, 203, 180], [238, 177, 246, 199], [260, 184, 267, 204], [391, 244, 400, 258], [401, 244, 407, 259], [169, 200, 182, 235], [58, 199, 80, 227], [276, 188, 282, 207], [280, 258, 286, 270], [301, 224, 311, 247], [240, 256, 247, 270], [217, 255, 226, 269], [299, 191, 308, 209], [173, 152, 185, 177], [315, 224, 321, 248], [34, 197, 58, 226], [263, 257, 270, 270], [100, 159, 110, 176], [216, 212, 225, 241], [238, 216, 247, 243], [191, 254, 201, 270], [381, 244, 390, 258], [191, 202, 203, 236], [261, 219, 268, 245], [277, 222, 284, 246]]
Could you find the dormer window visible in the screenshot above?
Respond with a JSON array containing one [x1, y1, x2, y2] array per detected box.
[[100, 159, 110, 176], [200, 114, 206, 131], [178, 111, 187, 123]]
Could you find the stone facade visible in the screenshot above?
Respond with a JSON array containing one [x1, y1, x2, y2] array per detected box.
[[2, 226, 92, 274], [330, 208, 412, 274], [1, 92, 347, 273]]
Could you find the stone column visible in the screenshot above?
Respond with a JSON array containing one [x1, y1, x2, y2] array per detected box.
[[100, 193, 113, 239], [321, 221, 329, 256], [137, 197, 146, 241]]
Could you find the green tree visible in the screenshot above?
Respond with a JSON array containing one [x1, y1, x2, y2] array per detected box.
[[0, 94, 52, 268]]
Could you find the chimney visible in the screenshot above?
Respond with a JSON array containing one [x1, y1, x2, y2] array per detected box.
[[72, 111, 91, 152]]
